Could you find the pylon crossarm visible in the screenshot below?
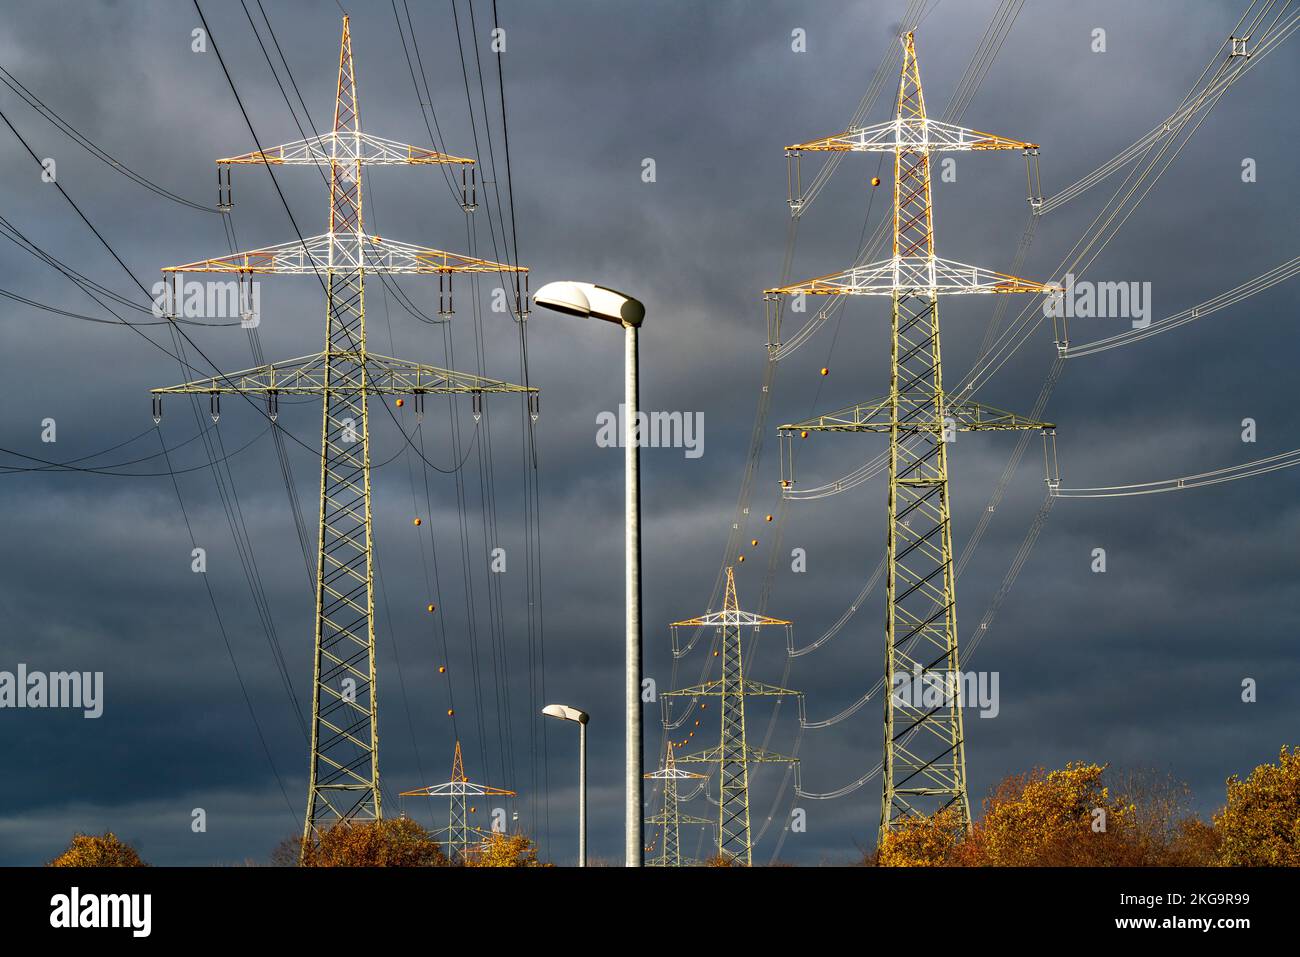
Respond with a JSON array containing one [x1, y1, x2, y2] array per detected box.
[[645, 768, 707, 781], [646, 812, 714, 826], [738, 678, 802, 697], [670, 610, 790, 627], [399, 782, 515, 798], [162, 233, 525, 275], [675, 745, 798, 765], [218, 130, 473, 167], [765, 256, 1061, 297], [780, 395, 1054, 433], [151, 352, 535, 396], [661, 679, 723, 698], [787, 117, 1037, 154]]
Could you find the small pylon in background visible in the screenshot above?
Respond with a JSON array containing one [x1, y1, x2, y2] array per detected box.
[[643, 741, 712, 867], [663, 567, 802, 866], [400, 741, 515, 862]]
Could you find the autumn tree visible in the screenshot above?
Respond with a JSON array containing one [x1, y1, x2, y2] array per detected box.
[[48, 832, 147, 867], [873, 806, 965, 866], [954, 762, 1147, 866], [463, 832, 546, 867], [295, 817, 448, 867], [1214, 746, 1300, 866]]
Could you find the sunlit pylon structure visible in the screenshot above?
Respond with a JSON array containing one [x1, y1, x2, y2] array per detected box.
[[643, 740, 712, 867], [768, 33, 1058, 835], [149, 17, 532, 856], [663, 567, 801, 866], [400, 740, 515, 861]]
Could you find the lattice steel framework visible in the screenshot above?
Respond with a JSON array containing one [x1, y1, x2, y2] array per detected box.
[[769, 33, 1057, 835], [663, 567, 801, 865], [150, 17, 531, 856], [400, 740, 515, 861], [643, 741, 711, 867]]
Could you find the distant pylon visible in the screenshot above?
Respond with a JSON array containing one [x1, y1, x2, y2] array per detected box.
[[770, 32, 1059, 835], [643, 741, 711, 867], [663, 567, 802, 865], [149, 16, 533, 859], [401, 740, 516, 861]]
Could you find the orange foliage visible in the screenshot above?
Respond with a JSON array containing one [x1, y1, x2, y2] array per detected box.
[[48, 832, 146, 867], [297, 817, 448, 867], [1214, 746, 1300, 866], [464, 831, 546, 867]]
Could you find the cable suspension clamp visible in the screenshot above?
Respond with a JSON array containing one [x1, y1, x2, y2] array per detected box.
[[1041, 428, 1060, 492], [786, 150, 804, 214], [217, 166, 233, 211], [1023, 148, 1043, 209], [438, 272, 454, 318], [165, 272, 181, 320], [460, 165, 478, 212], [764, 294, 782, 354], [514, 273, 531, 321], [239, 272, 255, 326]]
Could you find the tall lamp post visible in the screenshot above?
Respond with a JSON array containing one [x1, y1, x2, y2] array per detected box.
[[534, 281, 646, 867], [542, 704, 589, 867]]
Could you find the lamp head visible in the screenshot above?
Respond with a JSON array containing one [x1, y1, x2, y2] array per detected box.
[[542, 703, 588, 724], [534, 281, 644, 328]]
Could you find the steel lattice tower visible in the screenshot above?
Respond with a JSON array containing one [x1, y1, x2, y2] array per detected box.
[[770, 33, 1058, 834], [663, 567, 801, 865], [643, 740, 711, 867], [150, 17, 532, 855], [400, 740, 515, 861]]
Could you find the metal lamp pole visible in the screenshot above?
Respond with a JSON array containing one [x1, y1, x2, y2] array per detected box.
[[542, 703, 589, 866], [535, 281, 646, 867]]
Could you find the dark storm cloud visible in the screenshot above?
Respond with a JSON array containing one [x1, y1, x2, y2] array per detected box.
[[0, 0, 1295, 865]]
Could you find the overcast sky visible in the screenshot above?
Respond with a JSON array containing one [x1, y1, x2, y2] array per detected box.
[[0, 0, 1296, 865]]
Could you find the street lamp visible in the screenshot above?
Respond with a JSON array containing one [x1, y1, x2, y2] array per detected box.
[[542, 703, 589, 867], [534, 281, 646, 868]]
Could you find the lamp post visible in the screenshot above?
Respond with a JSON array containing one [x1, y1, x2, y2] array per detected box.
[[534, 281, 646, 867], [542, 704, 589, 867]]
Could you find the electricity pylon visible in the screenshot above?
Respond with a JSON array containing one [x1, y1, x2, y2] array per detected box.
[[643, 740, 712, 867], [400, 740, 515, 862], [150, 17, 532, 855], [768, 33, 1058, 835], [663, 567, 801, 866]]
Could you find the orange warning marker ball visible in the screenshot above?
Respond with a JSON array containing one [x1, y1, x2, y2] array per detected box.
[[447, 708, 454, 716], [800, 430, 809, 439], [765, 514, 774, 522], [751, 539, 759, 547], [438, 665, 446, 674], [820, 367, 830, 376], [871, 176, 882, 187], [713, 650, 719, 657], [412, 517, 423, 526], [426, 603, 436, 613], [738, 554, 746, 563], [395, 398, 405, 408]]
